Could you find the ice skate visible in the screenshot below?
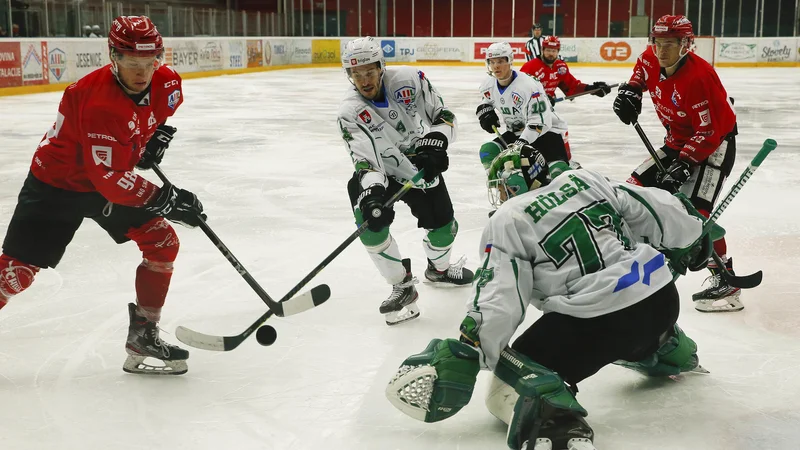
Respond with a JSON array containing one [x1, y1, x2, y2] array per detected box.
[[380, 259, 420, 325], [124, 303, 189, 375], [424, 255, 474, 286], [693, 257, 743, 312]]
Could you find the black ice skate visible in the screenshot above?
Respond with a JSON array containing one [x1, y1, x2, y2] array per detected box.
[[693, 258, 743, 313], [424, 256, 474, 286], [124, 303, 189, 375], [380, 259, 420, 326]]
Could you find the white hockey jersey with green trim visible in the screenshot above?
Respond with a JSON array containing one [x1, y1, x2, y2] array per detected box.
[[478, 70, 560, 144], [338, 66, 457, 190], [467, 169, 704, 370]]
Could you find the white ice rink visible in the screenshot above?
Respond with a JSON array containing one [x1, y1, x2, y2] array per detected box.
[[1, 65, 799, 450]]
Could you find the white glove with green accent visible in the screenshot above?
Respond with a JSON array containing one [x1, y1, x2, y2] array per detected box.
[[385, 338, 480, 423]]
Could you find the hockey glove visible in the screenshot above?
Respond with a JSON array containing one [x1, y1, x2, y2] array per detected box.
[[145, 184, 206, 228], [136, 124, 177, 170], [413, 132, 449, 183], [658, 159, 692, 192], [476, 104, 501, 134], [357, 184, 394, 232], [613, 82, 643, 125], [386, 338, 480, 423], [586, 81, 612, 97]]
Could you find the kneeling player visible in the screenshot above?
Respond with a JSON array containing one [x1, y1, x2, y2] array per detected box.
[[385, 144, 711, 449]]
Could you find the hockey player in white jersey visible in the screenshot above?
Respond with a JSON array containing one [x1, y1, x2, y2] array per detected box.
[[338, 37, 474, 325], [386, 143, 713, 449], [476, 42, 569, 212]]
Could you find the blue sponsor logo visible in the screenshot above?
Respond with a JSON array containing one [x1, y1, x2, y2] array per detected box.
[[381, 40, 395, 58]]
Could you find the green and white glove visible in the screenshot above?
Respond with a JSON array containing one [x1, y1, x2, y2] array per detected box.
[[386, 338, 480, 423]]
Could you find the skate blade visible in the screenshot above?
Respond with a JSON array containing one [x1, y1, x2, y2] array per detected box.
[[123, 355, 188, 375], [694, 291, 743, 313], [385, 303, 420, 326], [422, 275, 472, 288]]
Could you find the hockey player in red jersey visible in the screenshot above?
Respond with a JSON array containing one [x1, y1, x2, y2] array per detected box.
[[613, 15, 741, 312], [520, 36, 611, 159], [0, 16, 205, 374]]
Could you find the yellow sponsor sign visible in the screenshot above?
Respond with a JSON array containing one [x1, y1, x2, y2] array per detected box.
[[312, 39, 340, 64]]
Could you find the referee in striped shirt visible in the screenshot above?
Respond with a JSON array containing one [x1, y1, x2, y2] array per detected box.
[[525, 23, 544, 61]]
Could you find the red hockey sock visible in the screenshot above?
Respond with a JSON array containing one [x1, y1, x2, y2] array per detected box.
[[126, 218, 180, 322], [0, 254, 40, 309]]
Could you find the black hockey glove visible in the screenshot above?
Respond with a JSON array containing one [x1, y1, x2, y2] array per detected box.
[[586, 81, 612, 97], [658, 159, 692, 192], [145, 184, 206, 228], [413, 131, 449, 183], [476, 104, 501, 134], [665, 232, 713, 276], [136, 124, 177, 170], [357, 184, 394, 232], [613, 83, 643, 125]]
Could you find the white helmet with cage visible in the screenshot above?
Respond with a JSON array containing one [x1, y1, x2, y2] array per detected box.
[[342, 36, 386, 81]]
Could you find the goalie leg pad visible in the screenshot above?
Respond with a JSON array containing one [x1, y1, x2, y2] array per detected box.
[[386, 338, 480, 423], [613, 323, 699, 376], [493, 347, 591, 450]]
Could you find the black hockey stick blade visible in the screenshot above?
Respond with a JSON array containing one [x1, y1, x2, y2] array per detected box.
[[710, 251, 762, 289], [175, 284, 331, 351]]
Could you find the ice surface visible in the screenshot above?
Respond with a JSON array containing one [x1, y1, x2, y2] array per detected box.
[[1, 65, 799, 450]]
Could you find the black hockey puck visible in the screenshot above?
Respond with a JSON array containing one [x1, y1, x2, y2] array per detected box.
[[255, 324, 277, 346]]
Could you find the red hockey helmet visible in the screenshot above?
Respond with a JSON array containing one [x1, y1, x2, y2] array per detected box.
[[651, 15, 694, 46], [542, 35, 561, 50], [108, 16, 163, 57]]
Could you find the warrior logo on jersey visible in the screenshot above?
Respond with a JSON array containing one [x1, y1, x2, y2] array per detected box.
[[671, 88, 682, 107], [698, 109, 711, 126], [511, 92, 523, 108], [358, 109, 372, 123], [168, 89, 181, 110], [394, 86, 415, 106]]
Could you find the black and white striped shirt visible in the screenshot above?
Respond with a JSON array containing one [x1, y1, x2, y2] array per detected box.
[[525, 35, 544, 61]]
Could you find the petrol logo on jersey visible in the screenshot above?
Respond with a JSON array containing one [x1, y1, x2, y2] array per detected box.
[[394, 86, 415, 106], [511, 92, 523, 108], [167, 89, 181, 110], [358, 109, 372, 123]]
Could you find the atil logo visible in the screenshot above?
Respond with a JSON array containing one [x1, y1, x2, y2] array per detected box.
[[600, 42, 632, 61]]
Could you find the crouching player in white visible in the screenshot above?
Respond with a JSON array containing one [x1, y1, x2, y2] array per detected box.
[[386, 144, 714, 449], [338, 37, 474, 326], [476, 42, 569, 213]]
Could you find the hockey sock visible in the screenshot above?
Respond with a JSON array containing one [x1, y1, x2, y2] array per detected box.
[[366, 235, 406, 285], [424, 219, 458, 271], [0, 254, 39, 309], [126, 218, 180, 322]]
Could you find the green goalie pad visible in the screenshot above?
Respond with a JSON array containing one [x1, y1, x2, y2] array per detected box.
[[613, 324, 700, 377], [385, 338, 481, 423], [493, 347, 589, 450]]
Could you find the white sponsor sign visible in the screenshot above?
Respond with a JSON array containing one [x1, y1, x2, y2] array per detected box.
[[415, 40, 464, 61], [290, 40, 312, 64], [757, 39, 796, 63], [717, 39, 757, 62]]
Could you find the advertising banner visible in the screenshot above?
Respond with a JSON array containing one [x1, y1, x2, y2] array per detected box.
[[577, 39, 646, 63], [198, 40, 224, 71], [168, 40, 200, 72], [757, 38, 796, 63], [0, 42, 22, 87], [21, 41, 49, 85], [46, 41, 69, 83], [268, 39, 290, 66], [290, 40, 312, 64], [716, 39, 758, 63], [73, 39, 108, 79], [226, 39, 246, 69], [473, 41, 527, 61], [246, 39, 263, 67], [416, 40, 464, 61], [312, 39, 340, 64], [377, 39, 417, 62]]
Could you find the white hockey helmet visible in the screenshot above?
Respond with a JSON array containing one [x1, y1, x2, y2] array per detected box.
[[486, 42, 514, 65], [342, 36, 386, 80]]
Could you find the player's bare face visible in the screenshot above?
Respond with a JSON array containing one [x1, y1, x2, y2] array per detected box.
[[114, 54, 159, 94], [488, 57, 512, 83], [542, 48, 559, 65], [653, 38, 682, 68], [350, 64, 382, 100]]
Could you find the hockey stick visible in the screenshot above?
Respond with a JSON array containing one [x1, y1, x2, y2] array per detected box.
[[151, 163, 330, 317], [632, 122, 771, 289], [174, 170, 427, 351], [554, 83, 620, 103]]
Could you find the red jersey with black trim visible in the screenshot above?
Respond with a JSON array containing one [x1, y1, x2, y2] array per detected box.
[[519, 58, 587, 97], [30, 64, 183, 207], [629, 46, 736, 164]]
